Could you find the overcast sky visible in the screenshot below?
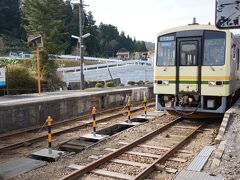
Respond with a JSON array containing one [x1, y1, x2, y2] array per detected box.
[[83, 0, 240, 42]]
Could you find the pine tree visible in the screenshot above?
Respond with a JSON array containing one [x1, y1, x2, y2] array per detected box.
[[22, 0, 73, 80], [84, 11, 99, 56], [22, 0, 70, 54], [0, 0, 21, 37]]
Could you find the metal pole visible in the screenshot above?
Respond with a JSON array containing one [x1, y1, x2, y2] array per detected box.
[[79, 0, 85, 90], [36, 47, 41, 96], [6, 66, 9, 95], [92, 106, 97, 137], [127, 98, 131, 124], [144, 95, 147, 119], [47, 116, 53, 154]]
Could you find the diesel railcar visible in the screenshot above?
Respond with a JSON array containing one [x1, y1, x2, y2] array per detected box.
[[154, 24, 240, 117]]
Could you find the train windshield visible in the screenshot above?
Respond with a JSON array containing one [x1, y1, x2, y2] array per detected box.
[[157, 34, 175, 66], [203, 31, 225, 65], [180, 42, 197, 66]]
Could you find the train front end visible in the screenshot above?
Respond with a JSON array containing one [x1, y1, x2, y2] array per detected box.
[[154, 25, 232, 118]]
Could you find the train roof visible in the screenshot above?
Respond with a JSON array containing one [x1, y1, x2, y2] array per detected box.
[[157, 24, 230, 37]]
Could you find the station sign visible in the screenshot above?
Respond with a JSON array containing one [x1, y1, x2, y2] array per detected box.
[[215, 0, 240, 29], [0, 68, 6, 87], [27, 35, 43, 48]]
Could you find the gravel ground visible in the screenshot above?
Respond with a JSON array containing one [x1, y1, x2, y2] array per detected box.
[[206, 114, 240, 179], [9, 112, 174, 180], [6, 113, 220, 180]]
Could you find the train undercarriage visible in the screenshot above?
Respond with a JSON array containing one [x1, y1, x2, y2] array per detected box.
[[156, 93, 235, 118]]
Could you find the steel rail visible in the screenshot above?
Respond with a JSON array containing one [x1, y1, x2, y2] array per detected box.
[[60, 117, 183, 180], [134, 123, 205, 180], [0, 103, 155, 153]]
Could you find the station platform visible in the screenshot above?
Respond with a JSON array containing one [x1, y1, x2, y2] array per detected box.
[[0, 86, 154, 133], [0, 86, 150, 106]]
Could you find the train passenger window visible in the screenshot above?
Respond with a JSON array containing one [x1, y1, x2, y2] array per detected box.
[[157, 34, 175, 66], [180, 43, 197, 66], [203, 31, 225, 65]]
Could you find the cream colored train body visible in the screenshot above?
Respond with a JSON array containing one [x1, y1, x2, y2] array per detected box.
[[154, 24, 240, 117]]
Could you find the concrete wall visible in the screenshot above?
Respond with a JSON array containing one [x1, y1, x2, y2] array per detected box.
[[0, 86, 154, 133]]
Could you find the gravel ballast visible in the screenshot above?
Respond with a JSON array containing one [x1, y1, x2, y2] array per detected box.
[[207, 114, 240, 179], [8, 113, 220, 180]]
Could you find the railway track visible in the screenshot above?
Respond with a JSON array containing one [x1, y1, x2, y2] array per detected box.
[[0, 101, 154, 140], [0, 102, 154, 153], [61, 117, 205, 180]]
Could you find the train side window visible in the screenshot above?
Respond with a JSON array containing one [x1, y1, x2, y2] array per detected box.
[[203, 31, 225, 66]]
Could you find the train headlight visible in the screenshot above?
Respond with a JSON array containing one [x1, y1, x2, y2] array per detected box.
[[162, 80, 169, 85], [155, 80, 169, 85], [208, 81, 223, 86], [188, 97, 193, 103]]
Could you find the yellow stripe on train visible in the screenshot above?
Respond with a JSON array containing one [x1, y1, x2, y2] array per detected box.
[[155, 76, 231, 81]]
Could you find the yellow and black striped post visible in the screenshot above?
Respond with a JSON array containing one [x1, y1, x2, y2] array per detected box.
[[127, 98, 131, 124], [144, 96, 147, 119], [47, 116, 53, 154], [92, 106, 97, 136]]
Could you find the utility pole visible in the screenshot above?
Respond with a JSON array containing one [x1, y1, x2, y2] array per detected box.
[[79, 0, 85, 90]]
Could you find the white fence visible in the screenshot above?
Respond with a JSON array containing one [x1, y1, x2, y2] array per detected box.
[[57, 60, 153, 85], [54, 55, 123, 63], [58, 60, 152, 73], [9, 52, 33, 59]]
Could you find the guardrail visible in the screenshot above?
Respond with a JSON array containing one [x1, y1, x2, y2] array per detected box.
[[57, 60, 152, 74], [54, 55, 123, 63], [9, 52, 33, 59]]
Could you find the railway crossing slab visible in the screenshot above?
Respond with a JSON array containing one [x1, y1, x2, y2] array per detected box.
[[186, 145, 215, 171], [174, 170, 223, 180], [136, 115, 155, 120], [60, 133, 109, 152], [80, 133, 109, 140], [59, 119, 146, 153], [60, 137, 101, 153], [119, 121, 142, 126], [31, 148, 65, 162], [174, 145, 221, 180], [0, 158, 46, 179]]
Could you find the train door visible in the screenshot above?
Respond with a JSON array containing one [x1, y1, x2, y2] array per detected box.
[[176, 38, 202, 94]]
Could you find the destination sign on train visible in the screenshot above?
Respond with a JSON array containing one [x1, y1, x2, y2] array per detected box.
[[216, 0, 240, 29]]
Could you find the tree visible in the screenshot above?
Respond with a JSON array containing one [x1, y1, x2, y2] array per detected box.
[[97, 23, 120, 57], [22, 0, 70, 54], [83, 12, 99, 56], [134, 41, 148, 52], [109, 39, 119, 57], [0, 0, 21, 37]]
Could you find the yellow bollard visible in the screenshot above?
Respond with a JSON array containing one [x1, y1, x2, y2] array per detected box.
[[144, 96, 147, 118], [127, 98, 131, 124], [47, 116, 53, 154], [92, 106, 97, 136]]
